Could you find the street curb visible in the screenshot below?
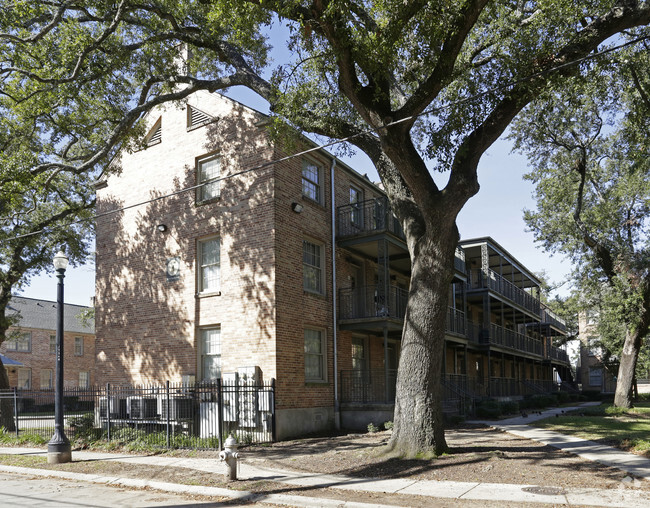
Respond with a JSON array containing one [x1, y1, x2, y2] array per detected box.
[[0, 463, 398, 508]]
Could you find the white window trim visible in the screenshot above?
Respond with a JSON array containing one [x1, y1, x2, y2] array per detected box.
[[198, 236, 221, 295], [302, 158, 322, 204], [304, 327, 327, 383], [199, 326, 222, 381], [196, 154, 221, 203], [79, 371, 90, 389], [303, 239, 325, 295]]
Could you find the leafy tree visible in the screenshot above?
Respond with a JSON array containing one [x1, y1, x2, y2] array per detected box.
[[510, 44, 650, 407], [1, 1, 649, 454]]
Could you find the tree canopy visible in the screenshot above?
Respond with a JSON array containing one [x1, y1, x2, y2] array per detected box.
[[510, 41, 650, 406], [1, 0, 649, 454]]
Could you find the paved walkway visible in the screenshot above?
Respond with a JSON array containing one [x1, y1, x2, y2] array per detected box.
[[1, 404, 650, 507]]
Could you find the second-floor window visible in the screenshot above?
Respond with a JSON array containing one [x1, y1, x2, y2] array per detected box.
[[6, 332, 31, 352], [350, 186, 363, 227], [199, 237, 220, 293], [302, 159, 321, 203], [50, 335, 56, 354], [197, 155, 221, 203], [75, 337, 84, 356], [303, 240, 323, 294]]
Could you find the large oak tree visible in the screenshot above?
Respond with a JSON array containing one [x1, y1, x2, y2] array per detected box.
[[1, 1, 649, 455]]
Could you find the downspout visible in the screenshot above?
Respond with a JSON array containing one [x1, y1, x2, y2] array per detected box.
[[330, 158, 340, 429]]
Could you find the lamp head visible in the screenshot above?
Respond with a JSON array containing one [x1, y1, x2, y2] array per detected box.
[[53, 250, 69, 272]]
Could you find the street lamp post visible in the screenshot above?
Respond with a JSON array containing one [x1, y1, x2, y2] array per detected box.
[[47, 250, 71, 464]]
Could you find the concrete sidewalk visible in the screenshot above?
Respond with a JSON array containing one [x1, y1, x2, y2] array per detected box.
[[469, 403, 650, 481], [1, 444, 649, 507]]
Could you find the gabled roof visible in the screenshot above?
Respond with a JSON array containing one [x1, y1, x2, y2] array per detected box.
[[6, 296, 94, 335]]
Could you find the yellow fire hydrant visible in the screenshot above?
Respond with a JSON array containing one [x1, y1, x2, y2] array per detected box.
[[219, 434, 241, 481]]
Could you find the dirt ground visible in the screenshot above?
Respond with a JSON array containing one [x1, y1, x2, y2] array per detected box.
[[3, 424, 649, 507], [238, 424, 650, 491]]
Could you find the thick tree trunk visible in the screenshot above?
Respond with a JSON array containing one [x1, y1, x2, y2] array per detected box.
[[388, 230, 457, 457], [614, 328, 643, 408], [0, 351, 16, 432]]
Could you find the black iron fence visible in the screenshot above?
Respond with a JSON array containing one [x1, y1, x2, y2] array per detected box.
[[0, 379, 275, 450]]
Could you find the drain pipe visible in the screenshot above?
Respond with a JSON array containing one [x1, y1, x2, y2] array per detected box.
[[330, 158, 340, 430]]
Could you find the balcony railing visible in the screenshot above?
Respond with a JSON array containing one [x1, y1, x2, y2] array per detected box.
[[340, 369, 397, 404], [549, 345, 570, 363], [540, 304, 567, 330], [446, 307, 466, 336], [337, 197, 404, 239], [454, 248, 466, 274], [338, 284, 408, 320], [488, 322, 544, 356], [468, 268, 541, 316]]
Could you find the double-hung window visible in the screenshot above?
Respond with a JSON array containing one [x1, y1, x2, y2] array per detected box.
[[17, 368, 31, 389], [350, 186, 363, 227], [74, 337, 84, 356], [199, 237, 220, 293], [49, 335, 56, 354], [303, 240, 323, 294], [197, 155, 221, 203], [6, 332, 31, 352], [200, 327, 221, 381], [79, 371, 90, 389], [302, 159, 321, 203], [304, 328, 326, 382], [40, 369, 53, 389]]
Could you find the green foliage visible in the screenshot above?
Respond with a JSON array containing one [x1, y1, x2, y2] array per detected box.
[[476, 399, 520, 418], [0, 427, 48, 446], [383, 421, 394, 431], [367, 422, 380, 433]]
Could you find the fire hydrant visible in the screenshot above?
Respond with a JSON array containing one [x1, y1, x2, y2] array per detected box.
[[219, 434, 241, 481]]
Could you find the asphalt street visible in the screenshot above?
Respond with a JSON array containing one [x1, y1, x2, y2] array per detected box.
[[0, 471, 224, 507]]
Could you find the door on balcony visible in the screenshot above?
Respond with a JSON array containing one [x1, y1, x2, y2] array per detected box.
[[350, 263, 364, 318], [351, 336, 369, 401], [386, 340, 400, 401]]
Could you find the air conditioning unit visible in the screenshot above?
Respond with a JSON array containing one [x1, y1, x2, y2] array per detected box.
[[159, 398, 193, 420], [126, 396, 158, 419], [98, 397, 127, 419]]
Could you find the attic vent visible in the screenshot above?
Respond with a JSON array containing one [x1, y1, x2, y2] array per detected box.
[[145, 118, 162, 147], [187, 105, 214, 129]]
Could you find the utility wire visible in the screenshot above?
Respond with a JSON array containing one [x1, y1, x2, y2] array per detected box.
[[4, 33, 649, 242]]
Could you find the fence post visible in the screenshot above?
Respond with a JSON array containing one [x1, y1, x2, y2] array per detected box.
[[217, 378, 223, 451], [271, 378, 276, 442], [106, 383, 111, 442], [13, 387, 18, 438], [165, 380, 171, 448]]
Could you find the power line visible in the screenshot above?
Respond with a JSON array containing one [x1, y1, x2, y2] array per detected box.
[[4, 34, 648, 242]]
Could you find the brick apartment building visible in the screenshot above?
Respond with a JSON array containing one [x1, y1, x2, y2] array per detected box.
[[95, 91, 572, 438], [575, 311, 616, 393], [1, 297, 95, 389]]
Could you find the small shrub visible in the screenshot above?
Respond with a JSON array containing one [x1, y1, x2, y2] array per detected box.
[[476, 399, 502, 419], [383, 421, 394, 431], [500, 400, 519, 415], [556, 391, 570, 403], [367, 422, 380, 433]]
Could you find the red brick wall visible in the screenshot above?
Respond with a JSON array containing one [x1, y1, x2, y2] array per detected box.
[[1, 328, 95, 388]]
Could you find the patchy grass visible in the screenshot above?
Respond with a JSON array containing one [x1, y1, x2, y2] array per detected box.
[[0, 453, 47, 468], [533, 402, 650, 456]]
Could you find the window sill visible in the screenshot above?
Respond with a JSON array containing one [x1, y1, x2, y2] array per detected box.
[[304, 290, 327, 300], [196, 196, 221, 206], [301, 196, 326, 209], [197, 291, 221, 298], [305, 380, 329, 386]]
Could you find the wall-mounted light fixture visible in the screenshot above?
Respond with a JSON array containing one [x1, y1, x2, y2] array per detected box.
[[291, 202, 304, 213], [156, 224, 168, 233]]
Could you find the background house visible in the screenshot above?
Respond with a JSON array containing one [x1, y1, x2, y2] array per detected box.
[[1, 296, 96, 389], [95, 91, 573, 439], [575, 310, 617, 393]]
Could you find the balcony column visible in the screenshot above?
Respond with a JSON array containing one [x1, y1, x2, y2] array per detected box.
[[377, 238, 390, 316]]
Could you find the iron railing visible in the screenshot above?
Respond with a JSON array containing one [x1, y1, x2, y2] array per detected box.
[[339, 369, 397, 404], [540, 304, 567, 330], [446, 307, 466, 336], [549, 345, 570, 363], [338, 284, 408, 320], [337, 197, 404, 239], [468, 268, 541, 316], [0, 380, 275, 449]]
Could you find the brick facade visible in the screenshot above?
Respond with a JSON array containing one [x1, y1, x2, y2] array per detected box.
[[2, 297, 95, 389]]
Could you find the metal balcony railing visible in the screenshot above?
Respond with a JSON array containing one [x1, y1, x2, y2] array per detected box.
[[340, 369, 397, 404], [540, 304, 567, 330], [338, 284, 408, 320], [337, 197, 404, 239], [446, 307, 466, 336], [549, 346, 570, 363], [468, 268, 541, 316]]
